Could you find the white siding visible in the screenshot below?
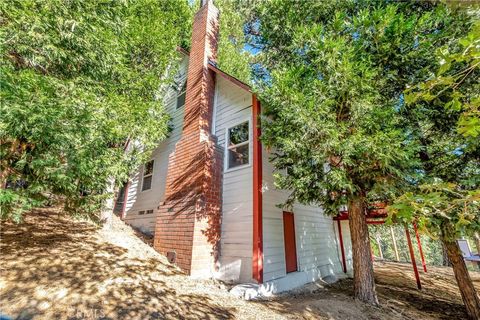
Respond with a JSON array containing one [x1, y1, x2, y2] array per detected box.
[[214, 77, 253, 282], [262, 149, 351, 282], [336, 220, 353, 271], [119, 55, 353, 286], [122, 57, 188, 234]]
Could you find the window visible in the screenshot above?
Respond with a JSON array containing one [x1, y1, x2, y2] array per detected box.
[[146, 209, 154, 214], [139, 210, 145, 215], [226, 121, 250, 169], [176, 81, 187, 109], [142, 160, 154, 191]]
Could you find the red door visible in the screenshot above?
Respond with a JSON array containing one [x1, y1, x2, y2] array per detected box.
[[283, 211, 298, 273]]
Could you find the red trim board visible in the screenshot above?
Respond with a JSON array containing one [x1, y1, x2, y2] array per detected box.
[[252, 95, 263, 283], [337, 220, 347, 273]]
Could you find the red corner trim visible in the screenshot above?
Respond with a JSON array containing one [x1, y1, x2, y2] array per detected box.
[[252, 94, 263, 283], [337, 220, 347, 273]]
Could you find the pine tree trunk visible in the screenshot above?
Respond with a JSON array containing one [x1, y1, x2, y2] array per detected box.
[[376, 236, 383, 259], [444, 239, 480, 319], [348, 196, 379, 305], [442, 242, 452, 267], [474, 233, 480, 256], [0, 168, 12, 189], [390, 226, 400, 261], [100, 177, 117, 230]]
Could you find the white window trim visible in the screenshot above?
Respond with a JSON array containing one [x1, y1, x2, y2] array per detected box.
[[176, 80, 187, 109], [141, 159, 154, 192], [224, 117, 252, 173]]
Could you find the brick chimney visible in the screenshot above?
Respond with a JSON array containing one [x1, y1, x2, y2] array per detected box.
[[154, 0, 222, 278]]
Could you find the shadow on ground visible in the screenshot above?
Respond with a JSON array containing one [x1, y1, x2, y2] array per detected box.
[[254, 261, 480, 320], [0, 208, 235, 320]]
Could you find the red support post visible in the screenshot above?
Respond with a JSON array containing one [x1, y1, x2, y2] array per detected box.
[[337, 220, 347, 273], [414, 222, 427, 273], [405, 225, 422, 290], [252, 95, 263, 283]]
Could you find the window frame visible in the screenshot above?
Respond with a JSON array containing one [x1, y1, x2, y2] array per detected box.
[[224, 118, 252, 172], [141, 159, 155, 192], [176, 80, 187, 109]]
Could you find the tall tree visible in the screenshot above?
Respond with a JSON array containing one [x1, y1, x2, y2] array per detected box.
[[215, 0, 253, 84], [0, 0, 192, 221], [391, 21, 480, 319], [244, 0, 473, 305]]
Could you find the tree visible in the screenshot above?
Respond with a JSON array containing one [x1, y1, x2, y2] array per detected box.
[[0, 0, 192, 222], [215, 0, 253, 84], [391, 184, 480, 318], [390, 21, 480, 319], [244, 0, 474, 305]]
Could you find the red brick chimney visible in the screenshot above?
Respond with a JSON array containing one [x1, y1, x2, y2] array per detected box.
[[154, 0, 223, 278]]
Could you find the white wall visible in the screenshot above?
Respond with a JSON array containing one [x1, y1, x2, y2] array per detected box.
[[213, 77, 253, 283], [335, 220, 353, 272], [262, 148, 351, 282], [119, 55, 353, 285], [122, 56, 188, 235]]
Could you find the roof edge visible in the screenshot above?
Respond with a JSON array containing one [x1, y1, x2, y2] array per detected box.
[[176, 47, 251, 93], [208, 61, 251, 92]]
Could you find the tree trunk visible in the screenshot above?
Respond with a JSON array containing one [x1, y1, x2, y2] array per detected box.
[[474, 233, 480, 255], [100, 177, 117, 230], [348, 196, 379, 305], [442, 242, 452, 267], [444, 239, 480, 319], [375, 236, 383, 259], [0, 167, 12, 189], [390, 226, 400, 261]]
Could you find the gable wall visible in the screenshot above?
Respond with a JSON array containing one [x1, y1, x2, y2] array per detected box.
[[122, 57, 188, 235], [213, 77, 253, 282], [118, 56, 353, 284]]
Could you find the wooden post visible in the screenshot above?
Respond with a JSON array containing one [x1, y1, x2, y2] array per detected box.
[[376, 236, 383, 259], [405, 225, 421, 290], [390, 226, 400, 262], [370, 241, 374, 262], [337, 220, 347, 273], [413, 223, 427, 272]]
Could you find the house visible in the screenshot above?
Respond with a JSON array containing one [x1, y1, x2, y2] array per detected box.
[[114, 0, 352, 293]]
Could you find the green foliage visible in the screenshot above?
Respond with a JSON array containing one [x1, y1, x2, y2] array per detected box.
[[0, 0, 191, 221], [405, 21, 479, 140], [389, 13, 480, 243], [389, 183, 480, 241], [246, 0, 471, 214], [215, 0, 253, 84]]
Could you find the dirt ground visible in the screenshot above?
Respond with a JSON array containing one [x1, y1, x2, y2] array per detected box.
[[1, 208, 479, 319]]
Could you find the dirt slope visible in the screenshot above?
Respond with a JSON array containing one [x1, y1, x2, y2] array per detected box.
[[1, 207, 479, 319], [0, 208, 281, 319]]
